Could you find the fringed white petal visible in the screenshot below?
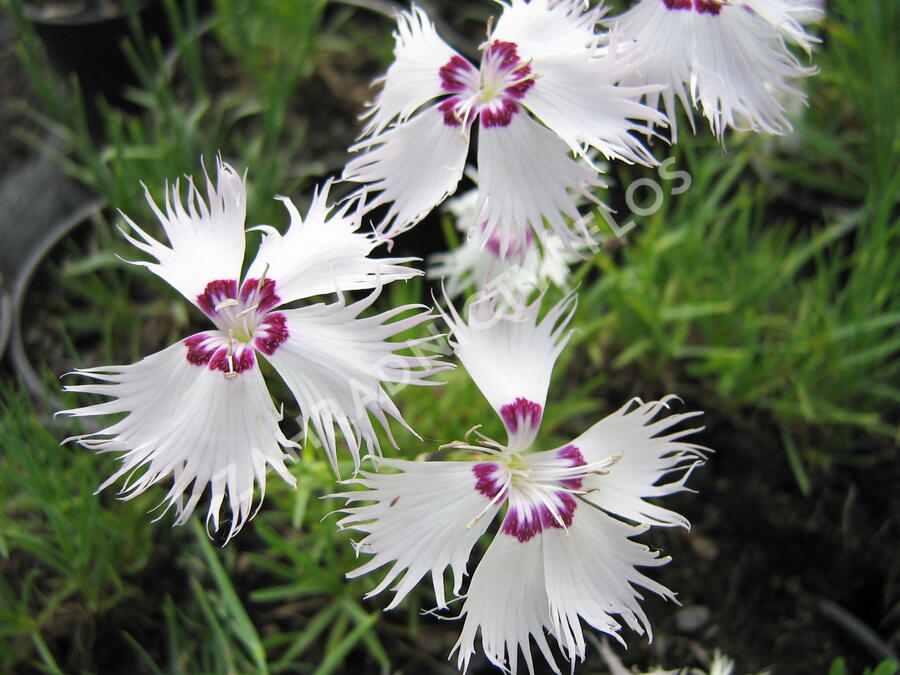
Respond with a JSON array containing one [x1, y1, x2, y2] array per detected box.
[[475, 112, 604, 254], [343, 105, 469, 238], [691, 5, 816, 138], [492, 0, 604, 57], [427, 230, 547, 303], [570, 396, 706, 528], [334, 458, 500, 610], [742, 0, 823, 51], [611, 2, 696, 141], [515, 42, 667, 165], [118, 158, 247, 308], [613, 0, 817, 140], [263, 292, 450, 472], [452, 505, 677, 674], [428, 185, 588, 302], [542, 506, 676, 664], [439, 291, 576, 450], [537, 235, 587, 289], [452, 536, 558, 675], [360, 6, 463, 136], [60, 338, 297, 541], [243, 180, 419, 305]]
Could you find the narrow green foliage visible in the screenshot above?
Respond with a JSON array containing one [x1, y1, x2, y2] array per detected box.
[[2, 0, 896, 671], [830, 658, 899, 675], [0, 384, 156, 672]]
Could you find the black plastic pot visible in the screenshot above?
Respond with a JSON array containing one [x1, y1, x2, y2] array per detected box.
[[23, 0, 168, 125], [0, 152, 103, 407]]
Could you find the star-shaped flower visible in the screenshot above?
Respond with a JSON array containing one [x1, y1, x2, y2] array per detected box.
[[60, 159, 449, 540], [334, 293, 706, 673], [343, 0, 666, 254], [427, 185, 593, 303], [611, 0, 822, 139]]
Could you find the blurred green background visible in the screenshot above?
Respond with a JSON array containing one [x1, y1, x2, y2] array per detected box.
[[0, 0, 897, 673]]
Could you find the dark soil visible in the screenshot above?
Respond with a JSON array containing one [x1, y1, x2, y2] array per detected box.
[[3, 3, 898, 674], [626, 409, 900, 673]]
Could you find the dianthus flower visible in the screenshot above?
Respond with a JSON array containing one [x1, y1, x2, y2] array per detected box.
[[427, 187, 589, 302], [611, 0, 822, 139], [343, 0, 665, 254], [334, 293, 706, 673], [60, 159, 448, 540]]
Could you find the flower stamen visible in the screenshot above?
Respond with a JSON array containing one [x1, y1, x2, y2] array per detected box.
[[252, 263, 270, 304], [224, 329, 237, 379], [467, 472, 511, 528], [235, 304, 260, 319]]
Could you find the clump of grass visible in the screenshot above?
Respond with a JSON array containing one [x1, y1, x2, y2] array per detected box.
[[0, 384, 158, 673], [3, 0, 897, 671], [10, 0, 342, 226]]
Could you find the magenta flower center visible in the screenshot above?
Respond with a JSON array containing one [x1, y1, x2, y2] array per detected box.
[[471, 445, 589, 543], [438, 40, 536, 128], [184, 277, 289, 376]]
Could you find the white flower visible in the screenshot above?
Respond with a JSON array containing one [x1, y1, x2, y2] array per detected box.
[[334, 294, 706, 673], [611, 0, 822, 140], [427, 186, 593, 303], [60, 158, 449, 541], [343, 1, 666, 254], [635, 649, 767, 675]]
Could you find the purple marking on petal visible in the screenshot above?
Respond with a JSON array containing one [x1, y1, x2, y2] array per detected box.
[[473, 462, 506, 499], [480, 98, 520, 128], [185, 335, 256, 374], [501, 491, 577, 543], [240, 277, 281, 313], [486, 227, 534, 259], [439, 97, 463, 127], [557, 445, 587, 490], [505, 67, 533, 99], [440, 55, 475, 92], [208, 345, 255, 374], [661, 0, 722, 13], [500, 398, 543, 434], [694, 0, 723, 13], [485, 40, 534, 100], [185, 333, 216, 366], [555, 491, 577, 526], [487, 40, 521, 69], [254, 313, 289, 355], [197, 279, 238, 316], [502, 506, 539, 542]]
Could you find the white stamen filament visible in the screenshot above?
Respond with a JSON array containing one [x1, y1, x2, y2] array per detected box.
[[528, 453, 622, 482], [235, 304, 259, 319], [506, 68, 536, 89], [215, 298, 239, 312], [238, 263, 271, 337], [463, 424, 483, 442], [224, 329, 237, 379], [466, 472, 511, 529], [530, 486, 570, 535], [252, 263, 270, 304]]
